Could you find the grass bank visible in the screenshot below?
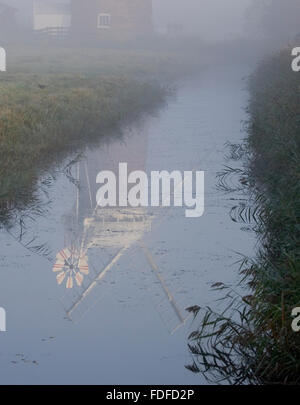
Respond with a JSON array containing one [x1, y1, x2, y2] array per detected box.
[[0, 74, 165, 197], [0, 41, 212, 216], [187, 49, 300, 384], [0, 46, 178, 216]]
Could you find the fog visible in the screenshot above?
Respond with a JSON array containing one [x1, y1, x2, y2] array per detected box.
[[153, 0, 251, 40], [3, 0, 300, 44], [4, 0, 251, 41], [0, 0, 299, 389]]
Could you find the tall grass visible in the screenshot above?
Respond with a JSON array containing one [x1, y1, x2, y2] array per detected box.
[[186, 49, 300, 385], [0, 47, 170, 217]]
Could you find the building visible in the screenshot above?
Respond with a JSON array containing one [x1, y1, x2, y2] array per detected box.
[[71, 0, 153, 41], [33, 0, 71, 35], [31, 0, 153, 41]]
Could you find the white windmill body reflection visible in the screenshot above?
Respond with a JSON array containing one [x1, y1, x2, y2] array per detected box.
[[53, 127, 190, 334]]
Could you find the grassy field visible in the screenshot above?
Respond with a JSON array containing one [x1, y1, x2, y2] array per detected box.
[[0, 42, 210, 211], [187, 49, 300, 385], [6, 43, 206, 80], [0, 75, 164, 193], [0, 45, 190, 212]]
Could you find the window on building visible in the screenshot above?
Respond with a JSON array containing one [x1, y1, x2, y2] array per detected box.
[[97, 13, 111, 29]]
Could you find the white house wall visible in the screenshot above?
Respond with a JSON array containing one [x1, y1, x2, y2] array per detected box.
[[34, 14, 71, 30]]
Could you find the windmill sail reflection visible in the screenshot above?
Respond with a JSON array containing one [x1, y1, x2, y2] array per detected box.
[[55, 129, 190, 334]]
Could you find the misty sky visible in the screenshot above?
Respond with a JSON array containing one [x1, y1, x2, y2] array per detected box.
[[153, 0, 251, 40], [7, 0, 252, 41]]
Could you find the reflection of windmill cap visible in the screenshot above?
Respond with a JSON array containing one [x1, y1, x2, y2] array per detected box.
[[82, 207, 152, 249]]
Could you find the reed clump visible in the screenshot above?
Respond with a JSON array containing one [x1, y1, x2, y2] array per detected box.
[[187, 49, 300, 385]]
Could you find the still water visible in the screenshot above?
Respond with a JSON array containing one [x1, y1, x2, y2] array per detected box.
[[0, 64, 254, 384]]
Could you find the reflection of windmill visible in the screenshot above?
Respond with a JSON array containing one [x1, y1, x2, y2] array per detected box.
[[139, 242, 189, 334], [53, 247, 89, 289], [59, 240, 189, 334], [55, 155, 190, 334]]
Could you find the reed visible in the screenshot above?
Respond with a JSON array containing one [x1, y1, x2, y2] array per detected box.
[[187, 49, 300, 385]]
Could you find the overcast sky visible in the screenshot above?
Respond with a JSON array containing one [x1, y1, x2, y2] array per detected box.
[[7, 0, 252, 41]]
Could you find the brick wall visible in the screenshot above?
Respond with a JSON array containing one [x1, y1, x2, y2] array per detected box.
[[71, 0, 153, 39]]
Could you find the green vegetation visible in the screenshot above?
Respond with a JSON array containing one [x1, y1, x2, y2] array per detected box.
[[187, 49, 300, 385], [0, 46, 180, 209], [7, 46, 193, 79], [0, 43, 209, 211], [0, 74, 165, 197]]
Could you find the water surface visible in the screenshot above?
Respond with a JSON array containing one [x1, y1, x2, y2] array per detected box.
[[0, 64, 254, 384]]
